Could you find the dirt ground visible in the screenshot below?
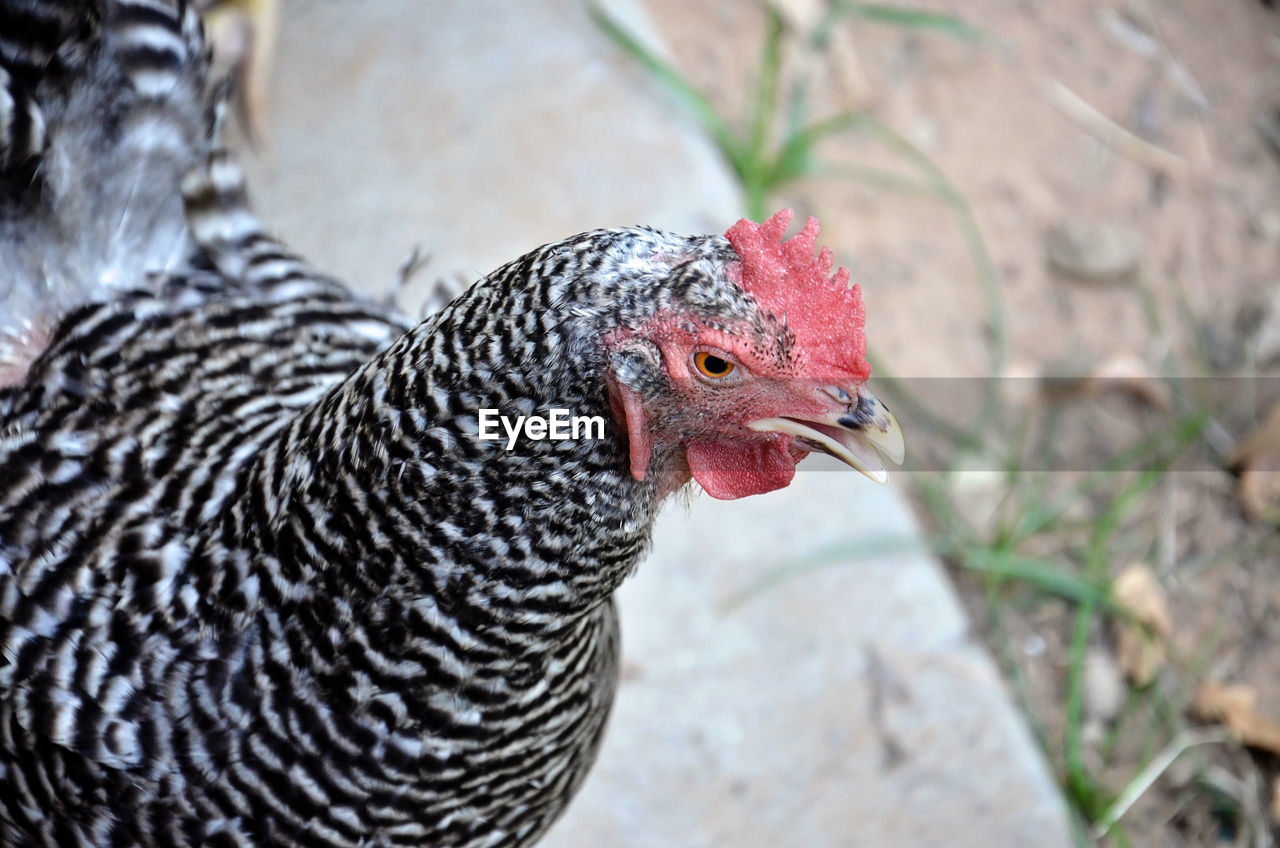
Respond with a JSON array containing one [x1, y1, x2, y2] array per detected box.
[[643, 1, 1280, 845]]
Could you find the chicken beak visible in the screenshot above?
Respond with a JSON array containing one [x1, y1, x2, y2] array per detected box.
[[747, 387, 904, 484]]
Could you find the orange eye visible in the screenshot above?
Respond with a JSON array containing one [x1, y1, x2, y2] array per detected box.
[[693, 351, 735, 379]]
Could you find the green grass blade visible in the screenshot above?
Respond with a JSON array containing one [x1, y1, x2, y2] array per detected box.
[[1092, 731, 1231, 838], [1011, 412, 1209, 544], [1088, 463, 1172, 573], [784, 77, 811, 141], [814, 1, 983, 47], [959, 548, 1119, 613], [1063, 600, 1104, 818], [743, 8, 785, 219], [771, 110, 873, 184], [859, 115, 1007, 450], [814, 2, 986, 48], [849, 4, 986, 38], [590, 6, 749, 178], [748, 8, 784, 167]]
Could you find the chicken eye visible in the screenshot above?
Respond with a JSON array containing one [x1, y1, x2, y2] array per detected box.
[[693, 351, 735, 379]]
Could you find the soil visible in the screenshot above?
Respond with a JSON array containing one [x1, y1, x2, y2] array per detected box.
[[643, 1, 1280, 845]]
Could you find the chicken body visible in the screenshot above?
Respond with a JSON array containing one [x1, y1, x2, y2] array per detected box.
[[1, 236, 671, 845], [0, 2, 898, 846]]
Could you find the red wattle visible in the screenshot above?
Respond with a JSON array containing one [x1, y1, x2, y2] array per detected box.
[[686, 439, 797, 500]]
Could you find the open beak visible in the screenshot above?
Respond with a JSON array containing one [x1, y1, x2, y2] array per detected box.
[[747, 387, 904, 484]]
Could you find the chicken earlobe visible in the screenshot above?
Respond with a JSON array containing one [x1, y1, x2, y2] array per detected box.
[[609, 377, 652, 482]]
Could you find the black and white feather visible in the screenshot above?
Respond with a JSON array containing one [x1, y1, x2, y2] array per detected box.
[[0, 2, 770, 846]]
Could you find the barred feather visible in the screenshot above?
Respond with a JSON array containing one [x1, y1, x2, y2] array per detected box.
[[0, 2, 771, 846], [0, 0, 210, 387]]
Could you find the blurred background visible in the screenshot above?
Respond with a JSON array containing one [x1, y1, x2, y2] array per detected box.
[[208, 1, 1280, 845]]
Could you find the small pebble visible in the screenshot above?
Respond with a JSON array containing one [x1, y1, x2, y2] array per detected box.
[[1238, 290, 1280, 367], [1044, 219, 1141, 284], [1249, 209, 1280, 243], [1082, 649, 1126, 725]]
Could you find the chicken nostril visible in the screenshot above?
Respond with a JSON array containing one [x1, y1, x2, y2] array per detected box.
[[837, 393, 881, 429], [821, 385, 852, 404]]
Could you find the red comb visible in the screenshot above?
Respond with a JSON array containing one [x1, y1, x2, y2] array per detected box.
[[724, 209, 870, 381]]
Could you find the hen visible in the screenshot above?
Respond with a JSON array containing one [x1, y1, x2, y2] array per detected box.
[[0, 1, 902, 846]]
